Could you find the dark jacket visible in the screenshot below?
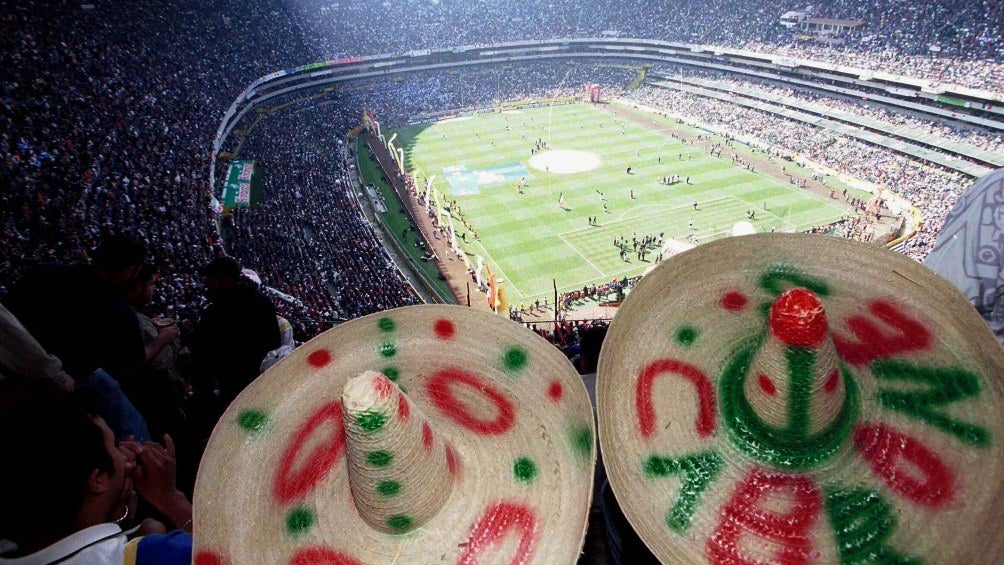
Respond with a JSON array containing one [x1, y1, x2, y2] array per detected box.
[[190, 281, 280, 406]]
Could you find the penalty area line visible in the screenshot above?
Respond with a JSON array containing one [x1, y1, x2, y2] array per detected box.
[[556, 233, 605, 276]]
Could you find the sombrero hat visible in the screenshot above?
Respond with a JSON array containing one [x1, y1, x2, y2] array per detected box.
[[193, 305, 595, 564], [597, 233, 1004, 563]]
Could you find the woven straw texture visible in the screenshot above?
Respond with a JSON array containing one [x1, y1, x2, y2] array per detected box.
[[194, 305, 595, 564], [597, 233, 1004, 564]]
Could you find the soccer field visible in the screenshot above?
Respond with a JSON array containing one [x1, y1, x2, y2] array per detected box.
[[394, 103, 852, 306]]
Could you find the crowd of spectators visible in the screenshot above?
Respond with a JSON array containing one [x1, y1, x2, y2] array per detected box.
[[289, 0, 1003, 91], [3, 0, 997, 324], [275, 63, 636, 132], [655, 67, 1004, 154], [0, 0, 316, 318], [224, 105, 421, 335], [739, 41, 1003, 92], [625, 85, 974, 260]]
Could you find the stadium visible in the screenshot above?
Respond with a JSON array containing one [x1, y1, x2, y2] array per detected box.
[[1, 0, 1003, 563]]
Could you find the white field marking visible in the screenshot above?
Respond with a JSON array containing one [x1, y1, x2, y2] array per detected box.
[[500, 210, 847, 301], [528, 149, 603, 174], [734, 162, 850, 215], [726, 194, 789, 224], [729, 191, 845, 229], [537, 208, 847, 299], [556, 233, 605, 276], [615, 196, 733, 222]]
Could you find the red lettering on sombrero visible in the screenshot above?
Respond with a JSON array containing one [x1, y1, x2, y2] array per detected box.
[[288, 547, 362, 565], [854, 423, 954, 508], [273, 401, 346, 505], [636, 359, 715, 439], [707, 468, 822, 565], [457, 501, 539, 565], [833, 300, 932, 365]]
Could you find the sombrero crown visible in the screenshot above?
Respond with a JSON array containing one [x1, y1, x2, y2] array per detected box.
[[598, 233, 1004, 564], [194, 305, 596, 564]]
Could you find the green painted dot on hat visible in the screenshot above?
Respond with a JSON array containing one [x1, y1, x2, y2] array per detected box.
[[285, 506, 315, 536], [377, 480, 401, 496], [368, 450, 393, 467], [379, 341, 397, 358], [387, 515, 413, 533], [378, 317, 396, 332], [513, 457, 538, 483], [237, 410, 269, 434], [676, 326, 699, 347], [502, 346, 528, 374], [570, 425, 593, 459], [356, 411, 388, 432], [383, 366, 400, 381]]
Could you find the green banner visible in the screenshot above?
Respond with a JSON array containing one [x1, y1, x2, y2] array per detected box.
[[936, 95, 968, 107], [221, 160, 263, 207]]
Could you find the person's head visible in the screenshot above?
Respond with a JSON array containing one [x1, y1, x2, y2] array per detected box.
[[91, 235, 147, 290], [578, 324, 608, 375], [126, 263, 159, 307], [0, 395, 130, 553], [200, 256, 241, 296]]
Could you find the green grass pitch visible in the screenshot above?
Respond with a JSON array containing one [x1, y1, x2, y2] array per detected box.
[[393, 103, 853, 306]]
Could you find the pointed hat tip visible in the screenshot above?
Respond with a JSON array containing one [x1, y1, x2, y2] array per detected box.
[[768, 288, 828, 347]]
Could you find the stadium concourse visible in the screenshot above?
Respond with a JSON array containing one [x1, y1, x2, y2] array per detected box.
[[1, 0, 1002, 561]]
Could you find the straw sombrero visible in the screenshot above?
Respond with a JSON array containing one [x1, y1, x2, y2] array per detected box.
[[597, 233, 1004, 563], [193, 305, 595, 564]]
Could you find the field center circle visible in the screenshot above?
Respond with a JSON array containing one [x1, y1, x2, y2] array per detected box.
[[529, 149, 602, 174]]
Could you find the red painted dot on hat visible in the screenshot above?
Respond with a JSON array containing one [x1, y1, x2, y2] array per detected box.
[[824, 369, 840, 393], [307, 349, 332, 369], [547, 380, 563, 403], [397, 395, 410, 422], [422, 421, 433, 451], [769, 288, 828, 348], [720, 291, 748, 312], [194, 550, 225, 565], [446, 444, 460, 478], [373, 375, 392, 399], [434, 318, 455, 340], [757, 373, 777, 396]]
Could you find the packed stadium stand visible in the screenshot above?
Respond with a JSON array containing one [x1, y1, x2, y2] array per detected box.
[[2, 0, 1001, 322]]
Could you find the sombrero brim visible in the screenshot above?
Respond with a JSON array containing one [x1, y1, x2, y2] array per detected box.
[[194, 305, 595, 564], [598, 233, 1004, 563]]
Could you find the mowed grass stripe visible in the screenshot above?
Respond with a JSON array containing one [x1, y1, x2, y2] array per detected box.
[[395, 103, 853, 304]]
